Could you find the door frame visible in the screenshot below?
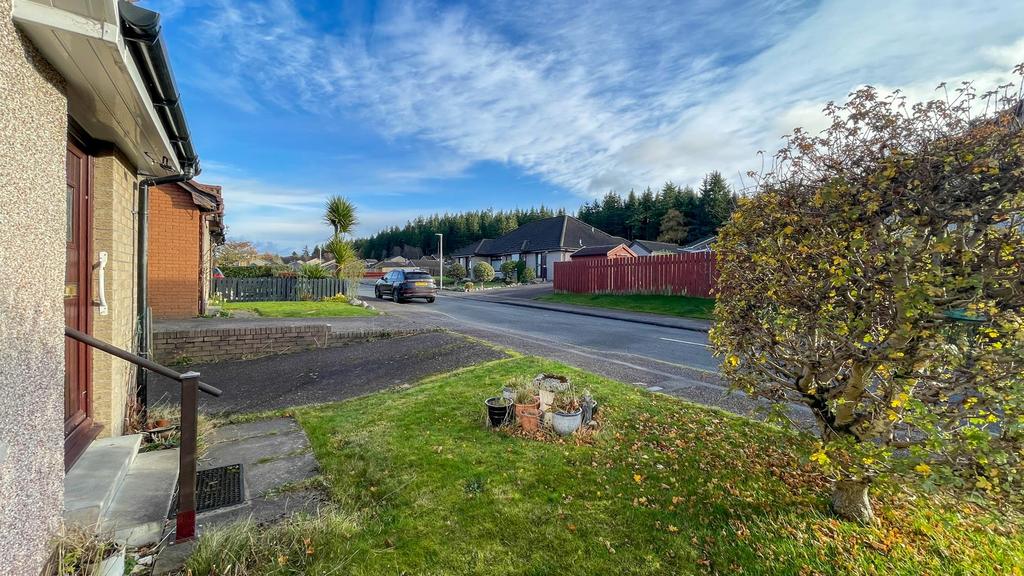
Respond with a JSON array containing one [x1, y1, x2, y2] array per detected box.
[[64, 135, 100, 470]]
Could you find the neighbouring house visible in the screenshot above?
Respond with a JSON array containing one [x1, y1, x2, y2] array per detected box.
[[373, 256, 419, 272], [452, 215, 623, 281], [680, 235, 716, 253], [411, 254, 441, 276], [148, 180, 224, 318], [629, 239, 682, 256], [570, 243, 639, 260], [1, 1, 204, 571]]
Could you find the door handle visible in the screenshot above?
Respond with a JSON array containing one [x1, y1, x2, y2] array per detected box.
[[97, 251, 108, 315]]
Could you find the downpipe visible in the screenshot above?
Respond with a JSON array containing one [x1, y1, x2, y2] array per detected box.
[[136, 170, 194, 421]]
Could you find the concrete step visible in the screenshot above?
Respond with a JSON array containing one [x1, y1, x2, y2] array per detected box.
[[64, 434, 143, 529], [100, 449, 180, 547]]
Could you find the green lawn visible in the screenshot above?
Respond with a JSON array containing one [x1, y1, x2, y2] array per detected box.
[[222, 300, 377, 318], [185, 357, 1021, 575], [539, 292, 716, 320]]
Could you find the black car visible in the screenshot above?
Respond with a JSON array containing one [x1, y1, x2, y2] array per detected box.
[[375, 269, 437, 303]]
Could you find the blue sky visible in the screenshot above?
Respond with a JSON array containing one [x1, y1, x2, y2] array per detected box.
[[145, 0, 1024, 254]]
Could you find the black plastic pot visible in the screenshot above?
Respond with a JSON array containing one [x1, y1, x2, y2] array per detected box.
[[485, 397, 513, 427]]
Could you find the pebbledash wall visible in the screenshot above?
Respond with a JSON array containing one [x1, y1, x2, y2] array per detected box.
[[152, 325, 429, 364], [0, 0, 69, 570], [148, 183, 202, 319], [91, 147, 140, 436]]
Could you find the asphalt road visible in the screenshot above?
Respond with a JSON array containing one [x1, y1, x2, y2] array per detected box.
[[356, 283, 791, 422]]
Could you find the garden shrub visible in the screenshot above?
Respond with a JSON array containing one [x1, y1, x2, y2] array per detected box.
[[472, 262, 495, 282]]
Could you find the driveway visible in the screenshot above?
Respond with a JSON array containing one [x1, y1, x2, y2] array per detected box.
[[148, 331, 506, 414]]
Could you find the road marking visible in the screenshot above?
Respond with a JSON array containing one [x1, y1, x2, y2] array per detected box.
[[659, 337, 711, 348]]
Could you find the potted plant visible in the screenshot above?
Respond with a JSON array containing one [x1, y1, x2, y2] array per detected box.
[[513, 381, 541, 433], [484, 396, 513, 427], [551, 392, 583, 436]]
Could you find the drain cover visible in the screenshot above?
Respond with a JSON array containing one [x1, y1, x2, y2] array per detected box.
[[170, 464, 245, 517], [197, 464, 245, 512]]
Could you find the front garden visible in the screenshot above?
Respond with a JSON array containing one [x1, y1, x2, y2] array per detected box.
[[184, 357, 1022, 575]]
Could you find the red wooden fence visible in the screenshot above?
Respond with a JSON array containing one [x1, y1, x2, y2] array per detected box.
[[553, 252, 717, 297]]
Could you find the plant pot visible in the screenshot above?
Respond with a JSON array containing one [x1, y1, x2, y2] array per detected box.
[[485, 397, 512, 427], [534, 373, 570, 393], [515, 400, 541, 432], [537, 389, 555, 412], [92, 546, 125, 576], [552, 409, 583, 436]]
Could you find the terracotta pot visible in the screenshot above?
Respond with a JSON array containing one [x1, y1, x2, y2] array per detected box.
[[150, 418, 171, 430], [515, 400, 541, 432]]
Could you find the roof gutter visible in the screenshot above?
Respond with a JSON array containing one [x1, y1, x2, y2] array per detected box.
[[119, 0, 201, 417], [118, 0, 200, 176]]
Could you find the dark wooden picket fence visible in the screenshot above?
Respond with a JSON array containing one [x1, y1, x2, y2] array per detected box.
[[553, 252, 717, 297], [212, 277, 350, 302]]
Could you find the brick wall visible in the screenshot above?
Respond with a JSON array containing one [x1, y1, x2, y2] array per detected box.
[[149, 183, 201, 319], [91, 148, 139, 437], [152, 325, 427, 365]]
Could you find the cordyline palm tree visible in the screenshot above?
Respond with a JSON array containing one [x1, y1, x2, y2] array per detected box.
[[324, 195, 358, 239]]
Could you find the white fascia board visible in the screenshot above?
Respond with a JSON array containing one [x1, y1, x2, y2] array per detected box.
[[12, 0, 179, 175]]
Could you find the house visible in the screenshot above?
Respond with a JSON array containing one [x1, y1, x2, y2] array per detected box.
[[630, 239, 682, 256], [2, 1, 206, 570], [411, 255, 441, 276], [452, 215, 623, 281], [149, 180, 225, 318], [570, 243, 639, 260], [373, 256, 419, 272], [680, 235, 716, 253]]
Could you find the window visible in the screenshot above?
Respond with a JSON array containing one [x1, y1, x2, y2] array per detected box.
[[405, 271, 432, 281]]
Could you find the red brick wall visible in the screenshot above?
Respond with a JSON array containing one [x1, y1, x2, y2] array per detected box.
[[148, 184, 200, 318]]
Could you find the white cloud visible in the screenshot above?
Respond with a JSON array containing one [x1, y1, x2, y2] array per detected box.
[[190, 0, 1024, 250]]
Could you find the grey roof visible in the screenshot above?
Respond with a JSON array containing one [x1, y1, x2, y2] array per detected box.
[[452, 216, 622, 257], [680, 235, 716, 252], [572, 243, 629, 257], [631, 239, 681, 253]]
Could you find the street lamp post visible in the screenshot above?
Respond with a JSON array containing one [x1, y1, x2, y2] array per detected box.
[[436, 233, 444, 290]]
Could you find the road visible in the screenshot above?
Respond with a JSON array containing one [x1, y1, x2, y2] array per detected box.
[[356, 283, 781, 421]]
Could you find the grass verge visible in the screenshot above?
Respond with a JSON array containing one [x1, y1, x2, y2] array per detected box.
[[538, 292, 715, 320], [223, 300, 377, 318], [185, 357, 1022, 575]]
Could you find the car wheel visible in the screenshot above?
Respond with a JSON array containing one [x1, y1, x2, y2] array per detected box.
[[393, 288, 401, 303], [375, 287, 382, 299], [426, 297, 435, 303]]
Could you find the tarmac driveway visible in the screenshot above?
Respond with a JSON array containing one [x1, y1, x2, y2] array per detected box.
[[148, 331, 506, 414]]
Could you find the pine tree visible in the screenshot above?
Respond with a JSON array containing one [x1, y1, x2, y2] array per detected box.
[[657, 208, 688, 244], [696, 171, 734, 239]]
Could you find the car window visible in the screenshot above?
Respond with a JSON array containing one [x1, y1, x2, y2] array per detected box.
[[395, 271, 404, 281], [405, 272, 432, 280]]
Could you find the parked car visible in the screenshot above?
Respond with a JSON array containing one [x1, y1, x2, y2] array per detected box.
[[375, 269, 437, 303], [212, 267, 225, 279]]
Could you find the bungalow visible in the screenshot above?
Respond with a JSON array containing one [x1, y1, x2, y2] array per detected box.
[[452, 215, 623, 281], [149, 181, 225, 318], [2, 1, 208, 570], [570, 243, 638, 260], [680, 235, 716, 253], [629, 239, 682, 256]]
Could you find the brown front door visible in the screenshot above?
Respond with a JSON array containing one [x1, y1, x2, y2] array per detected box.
[[64, 140, 97, 470]]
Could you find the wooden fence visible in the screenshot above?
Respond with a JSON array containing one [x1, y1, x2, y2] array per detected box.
[[212, 277, 351, 302], [553, 252, 717, 297]]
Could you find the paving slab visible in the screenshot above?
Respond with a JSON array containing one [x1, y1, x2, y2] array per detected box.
[[201, 429, 310, 471], [99, 449, 178, 547], [64, 434, 142, 528], [204, 418, 300, 444]]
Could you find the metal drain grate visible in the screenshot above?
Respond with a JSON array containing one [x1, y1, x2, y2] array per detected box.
[[170, 463, 245, 517], [196, 464, 245, 512]]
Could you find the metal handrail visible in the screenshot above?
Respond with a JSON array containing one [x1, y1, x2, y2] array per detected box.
[[64, 325, 221, 542], [64, 326, 221, 396]]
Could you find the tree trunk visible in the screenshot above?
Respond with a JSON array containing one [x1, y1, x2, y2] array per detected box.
[[831, 479, 874, 524]]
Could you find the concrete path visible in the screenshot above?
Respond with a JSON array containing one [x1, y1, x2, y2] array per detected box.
[[153, 418, 325, 575], [148, 331, 507, 414]]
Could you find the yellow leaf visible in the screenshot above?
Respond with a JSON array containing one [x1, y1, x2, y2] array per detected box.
[[914, 463, 931, 475], [633, 474, 643, 484]]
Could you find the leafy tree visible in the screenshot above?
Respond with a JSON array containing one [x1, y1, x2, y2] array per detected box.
[[214, 239, 260, 267], [472, 261, 495, 282], [500, 260, 518, 283], [447, 262, 467, 283], [657, 208, 688, 244], [711, 80, 1024, 523]]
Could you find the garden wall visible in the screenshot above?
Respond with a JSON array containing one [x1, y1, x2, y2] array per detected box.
[[152, 324, 424, 364]]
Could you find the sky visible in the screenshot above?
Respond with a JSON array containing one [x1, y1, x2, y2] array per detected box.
[[145, 0, 1024, 255]]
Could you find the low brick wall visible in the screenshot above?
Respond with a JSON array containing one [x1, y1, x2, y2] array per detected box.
[[152, 324, 424, 364]]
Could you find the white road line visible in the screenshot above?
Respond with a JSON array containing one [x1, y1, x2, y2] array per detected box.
[[659, 337, 711, 348]]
